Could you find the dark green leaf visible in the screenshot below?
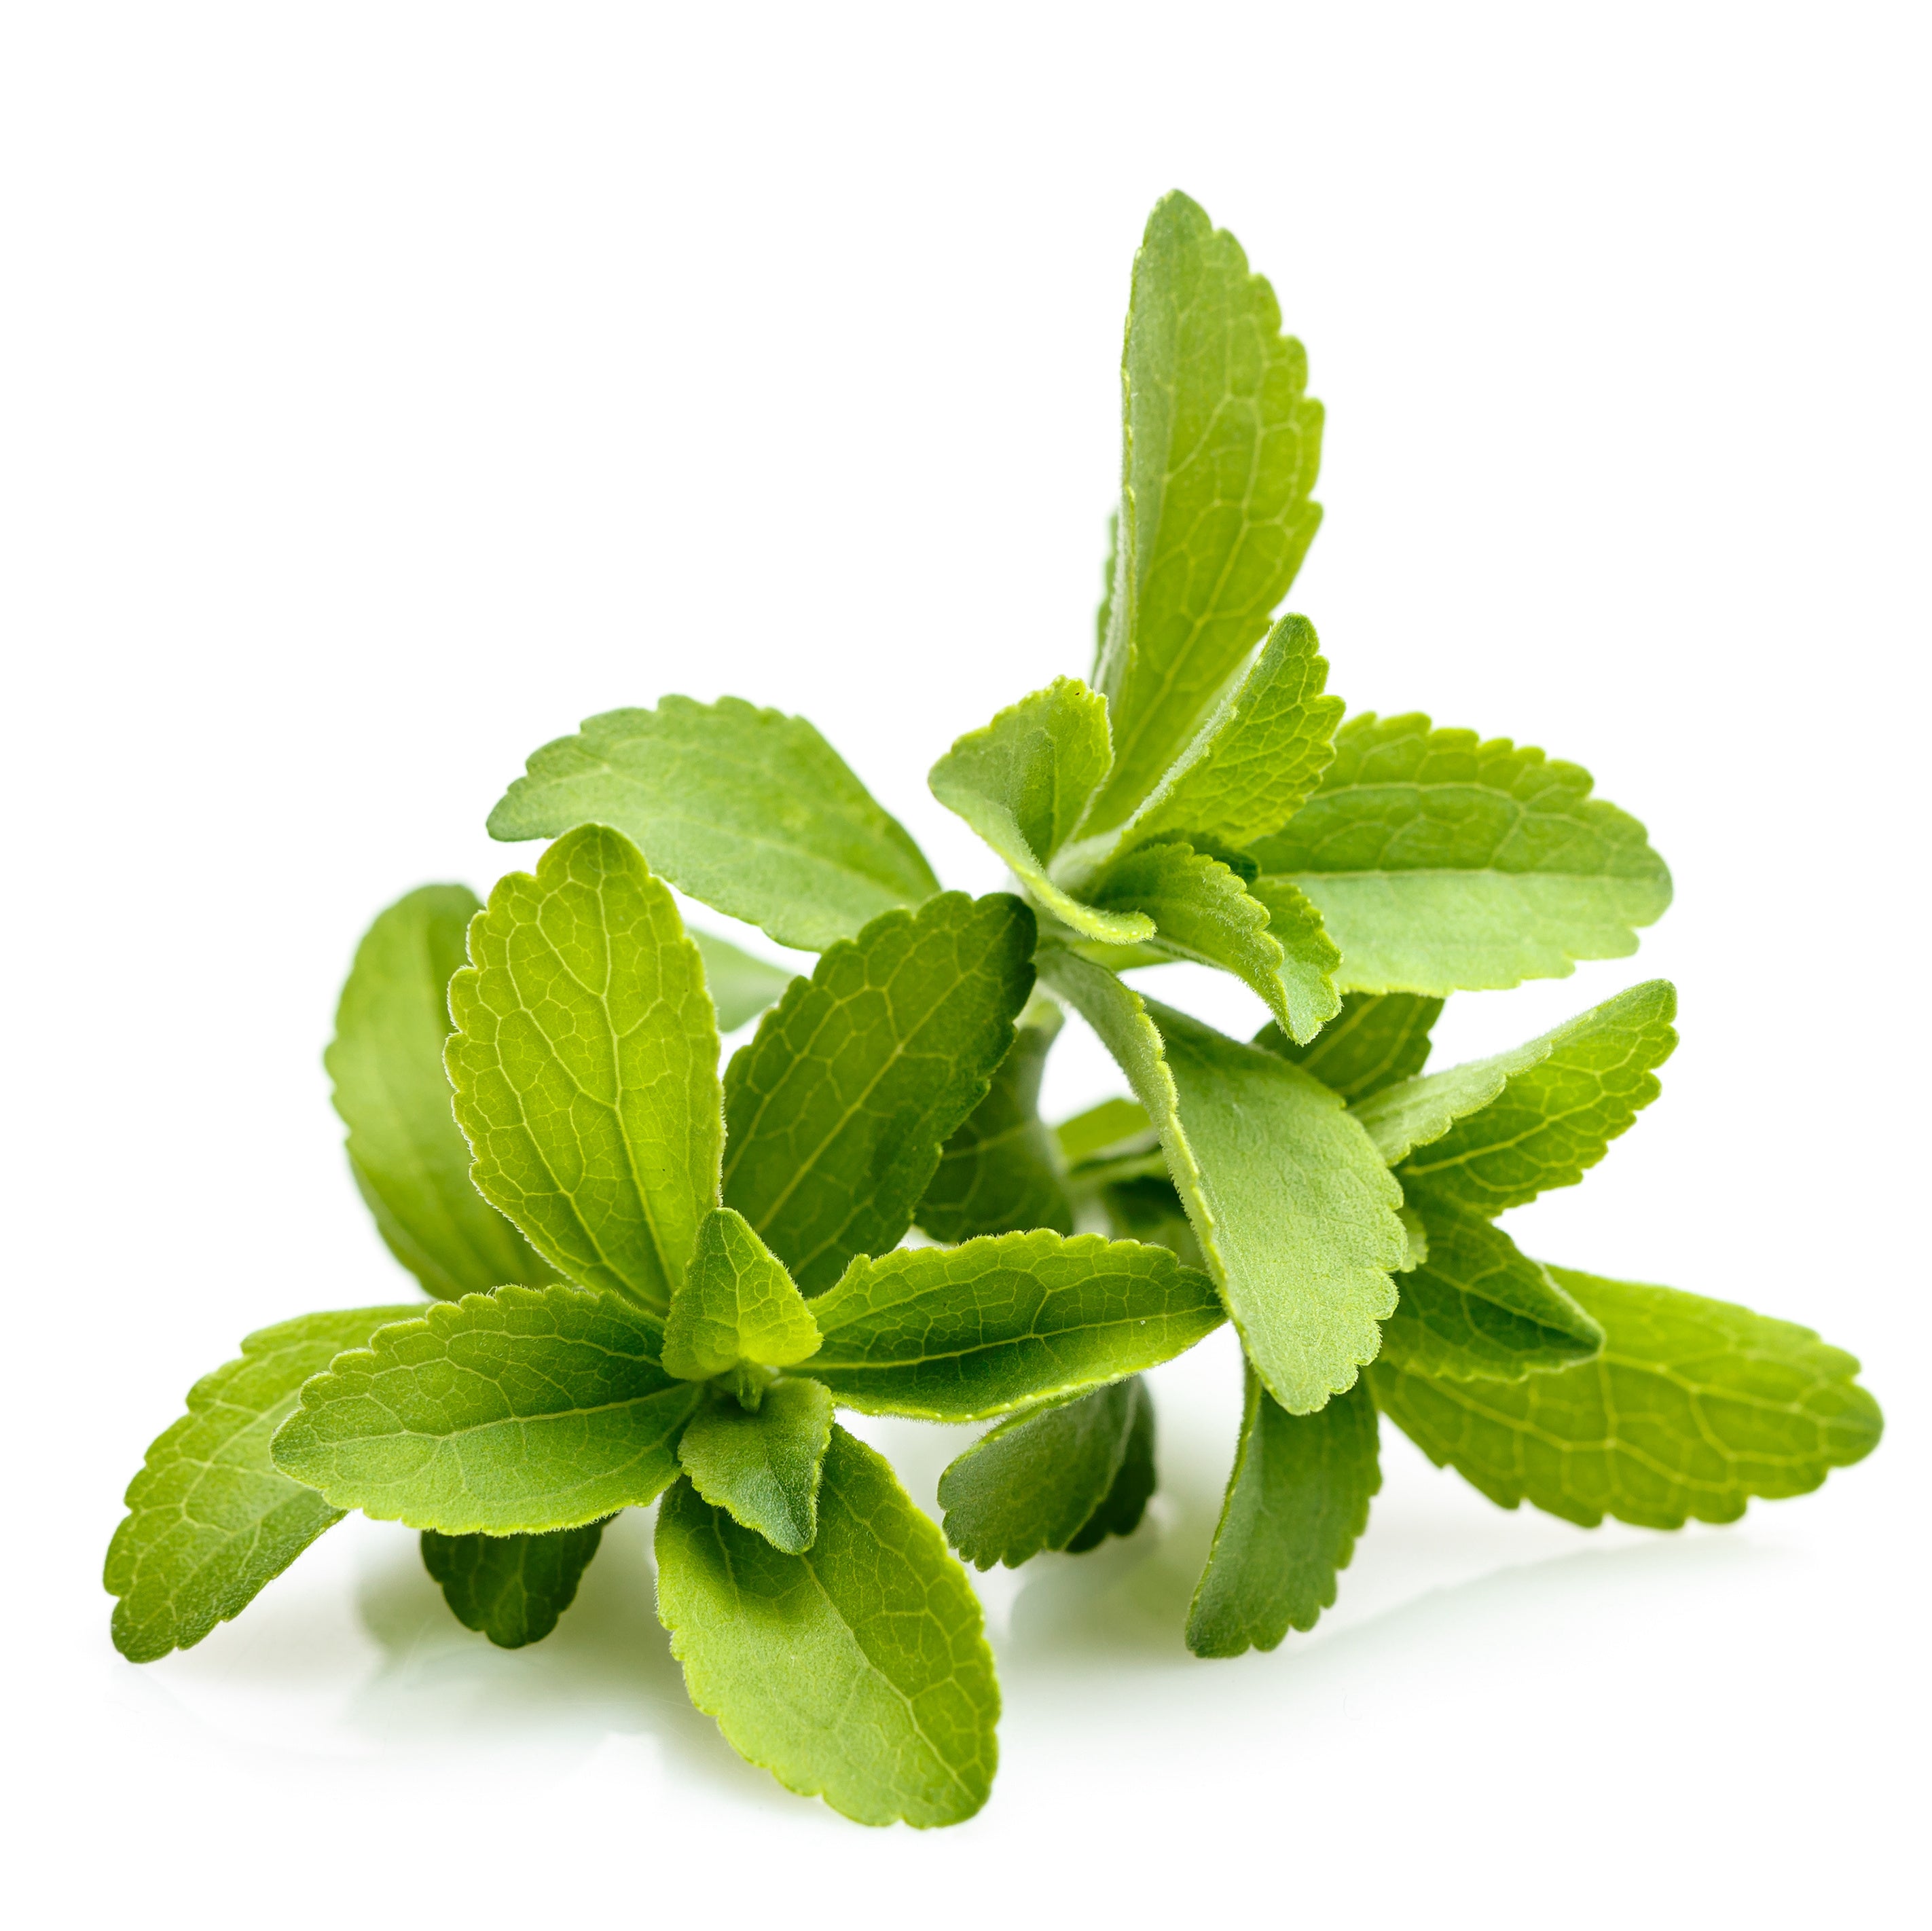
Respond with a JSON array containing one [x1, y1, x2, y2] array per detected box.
[[1061, 1378, 1156, 1552], [1253, 991, 1442, 1102], [420, 1521, 607, 1649]]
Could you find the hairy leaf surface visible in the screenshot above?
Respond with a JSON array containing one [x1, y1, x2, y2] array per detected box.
[[446, 825, 722, 1313], [1380, 1202, 1603, 1380], [271, 1285, 701, 1533], [420, 1521, 606, 1649], [723, 893, 1035, 1293], [677, 1378, 834, 1554], [806, 1230, 1223, 1421], [1088, 192, 1324, 832], [657, 1427, 999, 1827], [938, 1378, 1152, 1568], [1061, 1378, 1157, 1552], [1255, 991, 1442, 1103], [1247, 714, 1673, 993], [919, 1000, 1074, 1242], [488, 696, 938, 951], [691, 927, 797, 1032], [1038, 951, 1405, 1414], [328, 885, 552, 1299], [661, 1208, 820, 1383], [1373, 1270, 1884, 1528], [1188, 1367, 1379, 1656], [105, 1306, 422, 1662]]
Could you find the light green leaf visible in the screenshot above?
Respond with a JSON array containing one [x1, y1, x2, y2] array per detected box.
[[420, 1521, 607, 1649], [723, 892, 1036, 1294], [661, 1208, 820, 1384], [327, 885, 553, 1300], [691, 927, 797, 1033], [1061, 1377, 1156, 1552], [1087, 191, 1324, 834], [488, 696, 939, 952], [1373, 1268, 1884, 1528], [445, 824, 722, 1314], [938, 1378, 1152, 1569], [1055, 1097, 1152, 1167], [917, 999, 1074, 1242], [1099, 613, 1341, 859], [1381, 1201, 1603, 1380], [1089, 840, 1338, 1044], [1247, 714, 1673, 995], [805, 1229, 1224, 1422], [1187, 1365, 1379, 1657], [657, 1425, 999, 1828], [929, 677, 1148, 944], [270, 1285, 703, 1533], [105, 1305, 422, 1662], [676, 1377, 835, 1555], [1254, 991, 1442, 1103], [1038, 951, 1405, 1414], [1377, 980, 1677, 1213]]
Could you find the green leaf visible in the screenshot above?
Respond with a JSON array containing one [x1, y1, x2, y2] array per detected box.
[[656, 1425, 999, 1827], [327, 885, 553, 1300], [270, 1284, 703, 1533], [1095, 1175, 1205, 1271], [722, 892, 1036, 1294], [661, 1208, 820, 1384], [419, 1521, 607, 1649], [105, 1305, 422, 1662], [488, 697, 938, 952], [1186, 1365, 1379, 1657], [930, 678, 1149, 944], [676, 1377, 835, 1554], [1055, 1097, 1152, 1167], [1087, 191, 1324, 834], [1381, 1201, 1603, 1380], [1038, 950, 1406, 1414], [691, 927, 797, 1032], [1061, 1377, 1156, 1551], [805, 1229, 1224, 1422], [1372, 1269, 1884, 1529], [917, 998, 1075, 1242], [1368, 980, 1677, 1213], [1254, 991, 1442, 1103], [445, 824, 722, 1314], [1097, 613, 1341, 859], [1089, 840, 1338, 1045], [1246, 714, 1673, 995], [938, 1377, 1152, 1569]]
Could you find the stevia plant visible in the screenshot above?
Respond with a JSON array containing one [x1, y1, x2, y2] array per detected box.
[[107, 189, 1883, 1826]]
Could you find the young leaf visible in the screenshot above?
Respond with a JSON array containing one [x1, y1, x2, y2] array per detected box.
[[1245, 714, 1673, 995], [327, 884, 553, 1299], [1187, 1366, 1379, 1657], [1254, 991, 1442, 1103], [805, 1229, 1224, 1422], [420, 1520, 607, 1649], [917, 998, 1075, 1242], [1038, 950, 1406, 1414], [1370, 980, 1677, 1214], [270, 1284, 704, 1534], [657, 1426, 1000, 1827], [1087, 191, 1324, 834], [487, 696, 938, 951], [445, 824, 722, 1314], [691, 927, 797, 1032], [938, 1377, 1151, 1569], [1055, 1097, 1153, 1167], [723, 891, 1036, 1293], [929, 678, 1150, 944], [1088, 839, 1339, 1044], [1379, 1202, 1603, 1380], [105, 1305, 422, 1662], [1101, 613, 1341, 859], [676, 1377, 835, 1554], [1061, 1376, 1156, 1551], [661, 1208, 820, 1384], [1372, 1268, 1884, 1529]]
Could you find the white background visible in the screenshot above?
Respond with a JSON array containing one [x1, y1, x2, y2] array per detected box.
[[3, 4, 1927, 1924]]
